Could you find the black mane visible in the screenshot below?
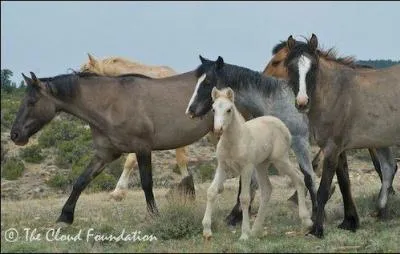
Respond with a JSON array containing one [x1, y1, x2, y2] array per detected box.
[[196, 60, 285, 97], [37, 71, 152, 99]]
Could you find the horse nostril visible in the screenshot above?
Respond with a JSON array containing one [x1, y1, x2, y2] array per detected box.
[[11, 131, 19, 141]]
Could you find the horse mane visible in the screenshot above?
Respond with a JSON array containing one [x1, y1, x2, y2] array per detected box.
[[101, 56, 143, 66], [272, 41, 287, 55], [38, 71, 152, 99], [197, 61, 284, 97]]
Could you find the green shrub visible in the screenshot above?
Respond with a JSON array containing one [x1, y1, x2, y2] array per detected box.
[[47, 172, 69, 189], [197, 162, 216, 182], [1, 157, 25, 180], [20, 144, 45, 163], [145, 202, 203, 240], [105, 156, 124, 179]]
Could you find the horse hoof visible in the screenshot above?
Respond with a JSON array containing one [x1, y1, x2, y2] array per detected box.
[[109, 190, 127, 201], [377, 208, 389, 220], [337, 216, 359, 232], [306, 224, 324, 239], [56, 212, 74, 225], [239, 234, 249, 241], [203, 233, 212, 241]]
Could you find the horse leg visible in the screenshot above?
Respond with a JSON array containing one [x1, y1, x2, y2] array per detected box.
[[308, 142, 339, 238], [175, 146, 195, 200], [290, 135, 318, 221], [251, 162, 272, 237], [374, 147, 396, 219], [239, 165, 253, 240], [57, 153, 119, 224], [110, 153, 136, 201], [312, 148, 324, 177], [202, 164, 226, 240], [274, 157, 313, 229], [225, 171, 257, 226], [136, 152, 158, 216], [336, 151, 359, 231]]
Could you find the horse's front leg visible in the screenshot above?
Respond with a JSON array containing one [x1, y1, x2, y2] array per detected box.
[[336, 151, 359, 231], [308, 142, 339, 238], [202, 163, 226, 240], [136, 152, 158, 216], [239, 165, 254, 240], [57, 152, 120, 224]]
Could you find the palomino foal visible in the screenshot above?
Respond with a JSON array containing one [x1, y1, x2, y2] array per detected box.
[[202, 87, 312, 240]]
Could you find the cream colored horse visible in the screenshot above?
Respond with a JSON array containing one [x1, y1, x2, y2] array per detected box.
[[80, 53, 189, 200], [202, 87, 312, 240]]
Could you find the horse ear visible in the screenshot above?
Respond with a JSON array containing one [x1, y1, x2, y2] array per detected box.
[[216, 56, 224, 70], [88, 53, 97, 66], [22, 73, 33, 86], [226, 87, 234, 102], [29, 72, 46, 90], [211, 86, 219, 101], [199, 55, 206, 64], [287, 35, 296, 51], [309, 34, 318, 51]]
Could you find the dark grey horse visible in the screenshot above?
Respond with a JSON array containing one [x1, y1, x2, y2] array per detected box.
[[186, 55, 320, 221]]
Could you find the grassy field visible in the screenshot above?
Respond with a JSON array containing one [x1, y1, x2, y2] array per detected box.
[[1, 160, 399, 253]]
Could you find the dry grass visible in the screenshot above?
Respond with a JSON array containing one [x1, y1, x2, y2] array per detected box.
[[1, 160, 400, 253]]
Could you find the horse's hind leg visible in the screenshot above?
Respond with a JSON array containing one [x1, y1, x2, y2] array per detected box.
[[336, 151, 359, 231], [374, 147, 396, 219], [290, 135, 318, 221], [57, 153, 120, 224], [137, 152, 158, 216], [225, 172, 257, 226], [175, 146, 196, 200], [273, 157, 312, 230], [238, 165, 254, 240], [251, 162, 272, 237], [110, 153, 136, 201]]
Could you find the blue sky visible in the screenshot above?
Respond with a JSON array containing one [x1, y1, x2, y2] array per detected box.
[[1, 1, 399, 84]]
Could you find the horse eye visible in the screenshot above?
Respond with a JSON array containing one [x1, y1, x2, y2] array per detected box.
[[227, 109, 232, 113], [212, 108, 215, 112]]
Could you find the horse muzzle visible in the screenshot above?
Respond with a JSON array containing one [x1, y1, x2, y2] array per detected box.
[[295, 97, 310, 113], [10, 129, 29, 146]]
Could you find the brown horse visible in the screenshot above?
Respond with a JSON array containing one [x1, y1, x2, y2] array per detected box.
[[80, 53, 190, 201], [10, 70, 214, 224], [263, 39, 396, 194], [284, 34, 400, 238]]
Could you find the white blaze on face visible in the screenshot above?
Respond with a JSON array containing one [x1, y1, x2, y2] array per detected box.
[[297, 55, 312, 106], [213, 98, 231, 133], [185, 73, 206, 115]]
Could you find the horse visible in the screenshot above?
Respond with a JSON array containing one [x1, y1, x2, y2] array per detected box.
[[10, 70, 216, 224], [186, 55, 320, 224], [80, 53, 191, 201], [263, 39, 397, 194], [202, 87, 312, 240], [284, 34, 400, 238]]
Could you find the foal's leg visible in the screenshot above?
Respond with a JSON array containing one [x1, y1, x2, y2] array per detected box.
[[225, 172, 257, 226], [57, 153, 120, 224], [336, 151, 359, 231], [274, 157, 313, 229], [290, 135, 318, 221], [136, 152, 158, 215], [202, 164, 226, 239], [110, 153, 136, 201], [239, 165, 254, 240], [367, 148, 395, 195], [251, 163, 272, 237], [374, 147, 397, 219]]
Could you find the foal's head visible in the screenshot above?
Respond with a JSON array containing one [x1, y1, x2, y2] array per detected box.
[[285, 34, 319, 113], [80, 53, 105, 74], [211, 87, 235, 137]]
